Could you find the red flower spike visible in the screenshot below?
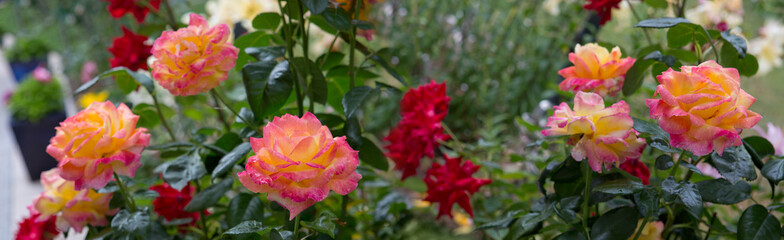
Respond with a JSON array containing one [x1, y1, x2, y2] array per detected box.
[[384, 81, 451, 179], [424, 155, 491, 219], [104, 0, 161, 23], [583, 0, 623, 25], [619, 159, 651, 185], [15, 212, 58, 240], [108, 27, 153, 71], [149, 183, 204, 224]]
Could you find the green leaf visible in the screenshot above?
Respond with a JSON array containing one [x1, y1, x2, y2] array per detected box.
[[593, 178, 643, 195], [634, 17, 691, 28], [184, 177, 234, 212], [243, 60, 295, 120], [301, 211, 337, 238], [320, 8, 352, 32], [721, 31, 747, 58], [632, 118, 678, 153], [661, 177, 703, 218], [253, 12, 281, 30], [357, 137, 389, 171], [303, 0, 329, 14], [133, 189, 160, 199], [234, 32, 272, 71], [315, 113, 344, 129], [227, 193, 264, 228], [162, 151, 207, 191], [666, 24, 694, 48], [696, 178, 751, 204], [352, 19, 375, 30], [369, 55, 407, 86], [223, 221, 270, 235], [111, 209, 150, 233], [738, 205, 780, 240], [342, 86, 375, 118], [665, 49, 698, 63], [644, 0, 668, 8], [317, 52, 345, 71], [721, 42, 758, 76], [148, 142, 195, 150], [762, 158, 784, 184], [744, 136, 776, 159], [75, 67, 154, 95], [655, 154, 674, 170], [590, 207, 639, 240], [132, 104, 160, 129], [712, 146, 757, 184], [245, 46, 286, 62], [622, 59, 654, 96], [212, 142, 252, 179], [270, 229, 294, 240], [292, 58, 328, 104], [344, 116, 362, 148], [309, 14, 338, 34], [634, 188, 659, 216]]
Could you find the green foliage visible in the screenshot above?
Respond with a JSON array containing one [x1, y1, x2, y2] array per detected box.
[[5, 37, 50, 62], [8, 76, 63, 122]]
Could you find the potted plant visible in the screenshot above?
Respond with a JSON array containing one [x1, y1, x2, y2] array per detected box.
[[6, 37, 50, 82], [7, 67, 65, 180]]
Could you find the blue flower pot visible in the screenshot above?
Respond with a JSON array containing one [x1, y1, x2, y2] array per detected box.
[[10, 111, 65, 180], [10, 58, 45, 83]]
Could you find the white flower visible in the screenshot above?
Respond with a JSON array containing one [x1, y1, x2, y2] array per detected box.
[[748, 19, 784, 76], [206, 0, 280, 31], [685, 0, 743, 30]]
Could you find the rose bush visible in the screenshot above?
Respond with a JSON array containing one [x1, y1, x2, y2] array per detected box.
[[10, 0, 783, 239]]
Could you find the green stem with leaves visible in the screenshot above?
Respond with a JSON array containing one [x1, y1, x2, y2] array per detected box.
[[278, 0, 304, 116], [114, 172, 137, 212], [151, 93, 177, 141], [626, 0, 653, 45], [670, 149, 687, 177], [348, 0, 360, 89], [210, 89, 262, 135], [194, 181, 209, 240], [293, 215, 301, 238], [582, 161, 593, 240]]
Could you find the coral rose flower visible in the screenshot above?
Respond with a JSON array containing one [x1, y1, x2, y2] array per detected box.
[[646, 61, 761, 156], [423, 155, 491, 219], [108, 27, 153, 71], [558, 43, 635, 97], [151, 14, 239, 96], [46, 101, 150, 190], [542, 92, 646, 172], [31, 169, 117, 233], [238, 113, 362, 220]]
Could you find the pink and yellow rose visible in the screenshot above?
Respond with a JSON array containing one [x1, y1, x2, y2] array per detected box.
[[46, 101, 150, 190], [629, 220, 664, 240], [31, 169, 117, 233], [558, 43, 635, 97], [542, 92, 646, 172], [151, 13, 238, 96], [646, 61, 761, 156], [238, 112, 362, 220]]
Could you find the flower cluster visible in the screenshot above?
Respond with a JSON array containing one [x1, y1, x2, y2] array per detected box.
[[108, 27, 152, 71], [542, 91, 646, 172], [384, 81, 451, 179], [152, 14, 239, 96], [423, 155, 491, 219], [46, 101, 150, 190], [685, 0, 743, 31], [150, 183, 204, 224], [558, 43, 635, 97], [646, 61, 761, 156], [31, 169, 117, 233], [238, 113, 362, 220]]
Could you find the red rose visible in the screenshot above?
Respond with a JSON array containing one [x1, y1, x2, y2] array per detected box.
[[149, 183, 202, 223], [619, 159, 651, 185], [108, 27, 152, 71], [104, 0, 161, 23], [583, 0, 623, 25], [385, 81, 451, 179], [15, 211, 59, 240], [424, 155, 491, 219]]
